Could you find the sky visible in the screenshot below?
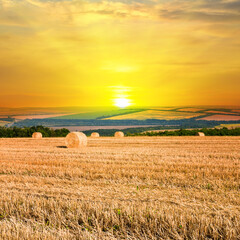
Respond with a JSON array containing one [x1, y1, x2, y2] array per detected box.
[[0, 0, 240, 107]]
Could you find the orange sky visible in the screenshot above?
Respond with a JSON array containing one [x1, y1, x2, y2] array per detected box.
[[0, 0, 240, 107]]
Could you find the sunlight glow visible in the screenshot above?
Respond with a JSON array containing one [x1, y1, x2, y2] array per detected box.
[[114, 98, 131, 108], [102, 64, 138, 73], [110, 86, 132, 108]]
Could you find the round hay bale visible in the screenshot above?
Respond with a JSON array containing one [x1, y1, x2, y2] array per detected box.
[[114, 131, 124, 138], [65, 132, 87, 148], [196, 132, 205, 137], [32, 132, 42, 139], [91, 132, 100, 138]]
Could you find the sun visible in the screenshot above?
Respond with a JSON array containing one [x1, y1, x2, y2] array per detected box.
[[114, 98, 131, 108]]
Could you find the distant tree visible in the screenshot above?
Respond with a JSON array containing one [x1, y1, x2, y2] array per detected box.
[[0, 126, 70, 138]]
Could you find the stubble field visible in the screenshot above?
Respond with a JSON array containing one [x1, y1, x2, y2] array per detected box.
[[0, 137, 239, 239]]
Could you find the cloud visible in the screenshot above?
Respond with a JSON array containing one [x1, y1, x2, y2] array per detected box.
[[159, 9, 240, 22], [0, 0, 239, 27], [156, 0, 240, 23], [200, 0, 240, 12]]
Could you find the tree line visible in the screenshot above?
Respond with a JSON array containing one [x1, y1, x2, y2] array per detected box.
[[129, 127, 240, 136], [0, 126, 239, 138], [0, 126, 70, 138]]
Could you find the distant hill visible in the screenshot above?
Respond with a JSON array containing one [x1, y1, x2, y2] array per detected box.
[[0, 106, 239, 129]]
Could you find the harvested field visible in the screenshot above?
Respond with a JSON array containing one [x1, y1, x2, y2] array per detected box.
[[218, 124, 240, 129], [0, 121, 8, 126], [177, 108, 204, 112], [0, 137, 239, 239], [13, 113, 74, 120], [105, 110, 204, 120], [199, 114, 240, 121], [205, 110, 236, 114]]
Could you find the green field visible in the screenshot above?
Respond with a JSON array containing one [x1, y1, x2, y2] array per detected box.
[[0, 121, 8, 127], [217, 123, 240, 129], [50, 109, 144, 120]]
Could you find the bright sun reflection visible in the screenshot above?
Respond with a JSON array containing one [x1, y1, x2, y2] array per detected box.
[[110, 85, 133, 108], [114, 98, 131, 108]]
